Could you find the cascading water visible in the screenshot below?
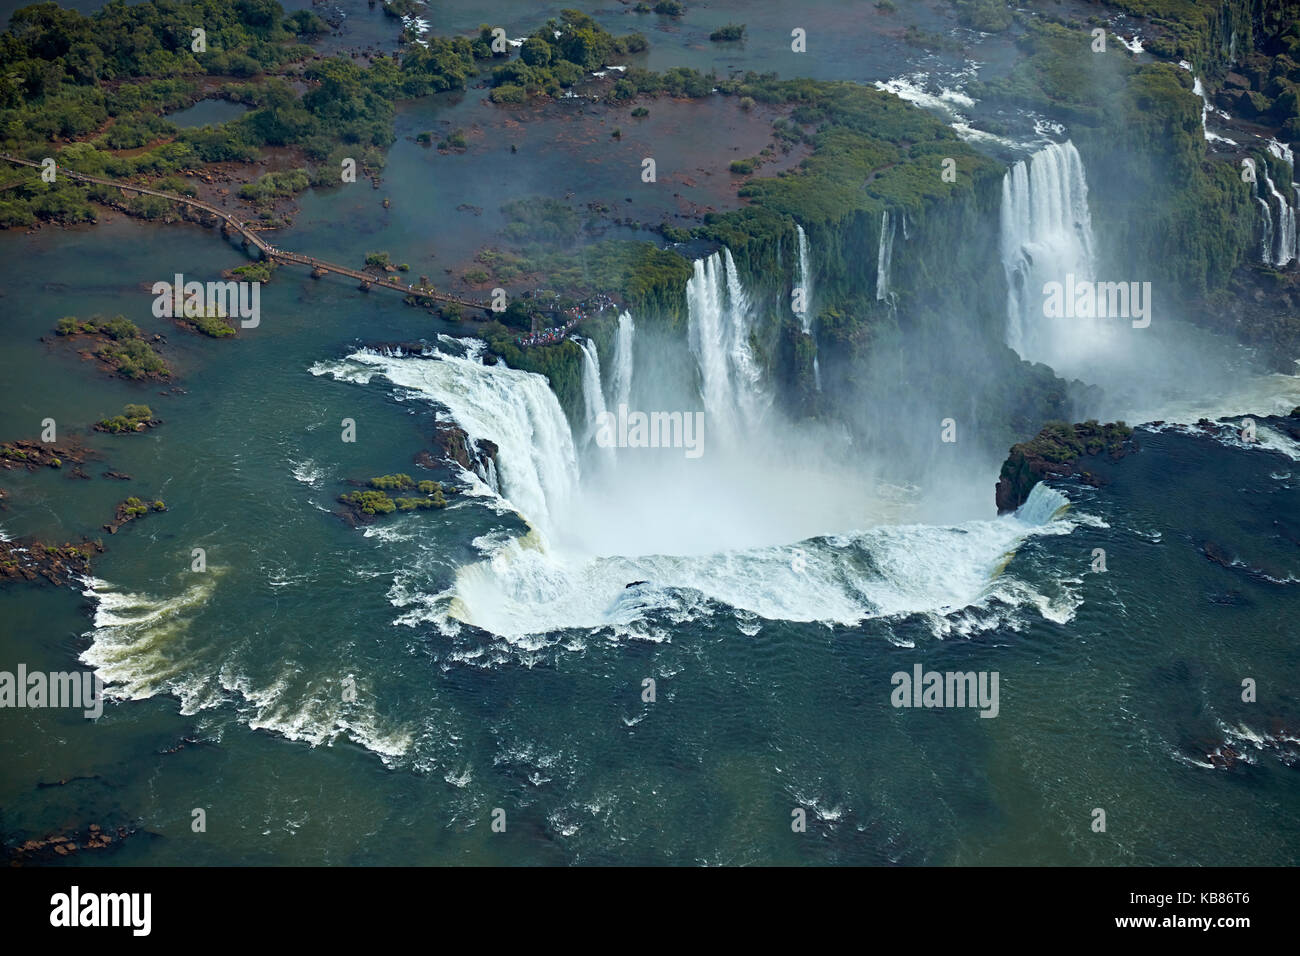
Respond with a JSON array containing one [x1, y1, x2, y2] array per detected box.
[[313, 344, 579, 537], [686, 248, 769, 445], [999, 140, 1100, 374], [795, 223, 814, 333], [611, 311, 635, 410], [875, 210, 895, 302], [1192, 76, 1209, 140], [1244, 158, 1276, 263], [795, 223, 821, 390], [1184, 66, 1236, 145], [314, 310, 1077, 640], [578, 338, 614, 467], [1257, 149, 1296, 267], [1262, 166, 1295, 266]]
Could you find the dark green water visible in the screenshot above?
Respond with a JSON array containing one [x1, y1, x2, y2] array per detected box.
[[2, 213, 1298, 865]]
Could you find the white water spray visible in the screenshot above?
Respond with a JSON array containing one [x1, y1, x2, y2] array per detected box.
[[611, 311, 635, 410], [796, 223, 821, 391], [578, 338, 614, 467], [876, 210, 896, 301], [999, 141, 1101, 373], [796, 223, 814, 333], [686, 249, 769, 445]]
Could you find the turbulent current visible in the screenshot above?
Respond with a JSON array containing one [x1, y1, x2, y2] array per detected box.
[[308, 249, 1085, 644]]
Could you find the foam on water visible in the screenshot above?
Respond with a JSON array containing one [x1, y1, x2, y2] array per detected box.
[[315, 338, 1085, 643], [80, 571, 415, 761]]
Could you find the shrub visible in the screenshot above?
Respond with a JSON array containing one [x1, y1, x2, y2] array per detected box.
[[490, 84, 527, 104], [710, 24, 745, 42]]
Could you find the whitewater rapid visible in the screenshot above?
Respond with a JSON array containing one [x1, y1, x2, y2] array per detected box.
[[310, 249, 1089, 642]]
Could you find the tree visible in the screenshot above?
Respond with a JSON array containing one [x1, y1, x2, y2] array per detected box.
[[520, 36, 552, 67]]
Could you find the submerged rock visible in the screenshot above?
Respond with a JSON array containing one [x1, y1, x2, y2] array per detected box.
[[0, 537, 103, 587]]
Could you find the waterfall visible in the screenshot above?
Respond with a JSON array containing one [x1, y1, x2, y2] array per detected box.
[[611, 311, 635, 410], [795, 222, 821, 391], [1268, 138, 1294, 168], [999, 140, 1097, 367], [1180, 64, 1236, 145], [1257, 153, 1296, 267], [1244, 159, 1275, 263], [1192, 76, 1210, 140], [875, 210, 896, 301], [686, 249, 768, 445], [578, 338, 613, 466], [1015, 482, 1070, 526], [315, 346, 578, 535], [795, 223, 814, 333]]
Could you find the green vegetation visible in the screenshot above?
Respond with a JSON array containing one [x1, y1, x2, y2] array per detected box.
[[122, 497, 149, 518], [975, 11, 1280, 314], [364, 251, 392, 268], [502, 197, 581, 242], [997, 420, 1135, 510], [368, 473, 416, 490], [438, 129, 468, 150], [0, 3, 665, 229], [115, 495, 166, 517], [729, 158, 756, 174], [0, 0, 497, 227], [97, 404, 154, 433], [184, 311, 236, 337], [486, 10, 648, 101], [1018, 420, 1134, 464], [340, 474, 447, 514], [97, 337, 170, 380], [950, 0, 1012, 33], [481, 322, 587, 412], [231, 262, 276, 285], [239, 168, 311, 204], [631, 106, 649, 117], [381, 0, 424, 18], [710, 24, 745, 42], [653, 1, 685, 16], [54, 314, 170, 379]]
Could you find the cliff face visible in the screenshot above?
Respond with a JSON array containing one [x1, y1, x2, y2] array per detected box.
[[1026, 3, 1300, 366], [1103, 0, 1295, 81]]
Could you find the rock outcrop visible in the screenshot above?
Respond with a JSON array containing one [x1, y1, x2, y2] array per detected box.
[[995, 420, 1136, 514], [434, 421, 498, 485]]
